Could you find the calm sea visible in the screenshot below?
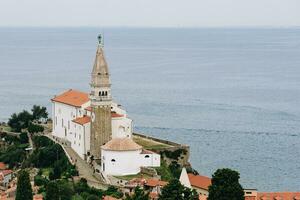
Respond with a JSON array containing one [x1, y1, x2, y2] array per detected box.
[[0, 27, 299, 191]]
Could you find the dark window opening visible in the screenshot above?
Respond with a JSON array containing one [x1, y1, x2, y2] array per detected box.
[[111, 159, 116, 162], [145, 155, 150, 158]]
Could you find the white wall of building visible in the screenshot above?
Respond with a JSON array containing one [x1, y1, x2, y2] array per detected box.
[[112, 117, 132, 139], [52, 102, 77, 142], [140, 153, 160, 167], [101, 149, 142, 176], [70, 122, 91, 160]]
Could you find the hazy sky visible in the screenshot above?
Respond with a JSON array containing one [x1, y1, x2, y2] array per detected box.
[[0, 0, 300, 27]]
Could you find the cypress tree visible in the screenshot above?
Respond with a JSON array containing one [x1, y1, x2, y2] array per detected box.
[[208, 168, 244, 200], [45, 181, 59, 200], [15, 170, 33, 200]]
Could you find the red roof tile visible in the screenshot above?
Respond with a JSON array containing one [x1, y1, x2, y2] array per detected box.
[[257, 192, 300, 200], [0, 162, 6, 170], [149, 192, 159, 199], [111, 112, 123, 118], [103, 196, 119, 200], [72, 116, 91, 125], [85, 106, 92, 111], [1, 170, 13, 176], [145, 179, 168, 187], [52, 89, 89, 107], [188, 173, 211, 190], [141, 149, 155, 154]]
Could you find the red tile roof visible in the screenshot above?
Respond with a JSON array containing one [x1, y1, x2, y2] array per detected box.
[[33, 194, 43, 200], [1, 170, 13, 176], [0, 162, 6, 170], [188, 173, 211, 190], [103, 196, 119, 200], [85, 106, 92, 111], [52, 89, 89, 107], [141, 149, 155, 154], [199, 194, 208, 200], [72, 116, 91, 125], [111, 112, 124, 118], [145, 179, 168, 187], [149, 192, 159, 199], [257, 192, 300, 200]]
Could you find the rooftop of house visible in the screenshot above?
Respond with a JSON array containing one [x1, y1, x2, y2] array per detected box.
[[33, 194, 44, 200], [51, 89, 89, 107], [145, 179, 168, 187], [257, 192, 300, 200], [1, 170, 13, 176], [0, 162, 6, 170], [72, 115, 91, 125], [188, 173, 211, 190], [101, 137, 142, 151], [103, 196, 119, 200]]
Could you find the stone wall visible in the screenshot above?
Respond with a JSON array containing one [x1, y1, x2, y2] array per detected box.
[[133, 132, 190, 167]]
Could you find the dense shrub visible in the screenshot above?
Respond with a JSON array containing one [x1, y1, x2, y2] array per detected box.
[[8, 111, 33, 132], [0, 145, 27, 168], [34, 175, 49, 186], [28, 122, 44, 134], [162, 149, 187, 160], [19, 132, 29, 144]]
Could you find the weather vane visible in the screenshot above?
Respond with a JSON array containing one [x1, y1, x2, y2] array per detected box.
[[97, 34, 104, 47]]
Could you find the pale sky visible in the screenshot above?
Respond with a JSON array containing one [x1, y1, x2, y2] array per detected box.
[[0, 0, 300, 27]]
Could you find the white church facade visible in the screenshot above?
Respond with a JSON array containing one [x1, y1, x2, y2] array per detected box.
[[51, 35, 160, 176]]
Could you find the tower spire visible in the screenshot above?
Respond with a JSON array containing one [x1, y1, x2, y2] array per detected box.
[[90, 34, 111, 101], [89, 34, 112, 160], [97, 34, 104, 48]]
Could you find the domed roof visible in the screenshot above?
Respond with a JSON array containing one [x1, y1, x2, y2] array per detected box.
[[101, 138, 142, 151]]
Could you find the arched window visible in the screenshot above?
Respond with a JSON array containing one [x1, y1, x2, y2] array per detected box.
[[111, 159, 116, 162], [102, 91, 105, 96], [145, 155, 150, 158], [105, 91, 108, 96], [99, 91, 102, 96]]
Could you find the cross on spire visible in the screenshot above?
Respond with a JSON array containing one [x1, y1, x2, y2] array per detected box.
[[97, 34, 104, 47]]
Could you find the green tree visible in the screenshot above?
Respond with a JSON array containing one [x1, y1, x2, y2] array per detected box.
[[19, 132, 29, 144], [208, 168, 244, 200], [125, 187, 149, 200], [15, 170, 33, 200], [159, 179, 198, 200], [58, 180, 75, 200], [46, 181, 59, 200], [104, 186, 123, 198], [28, 122, 44, 134], [31, 105, 48, 121], [86, 195, 100, 200], [8, 111, 33, 132]]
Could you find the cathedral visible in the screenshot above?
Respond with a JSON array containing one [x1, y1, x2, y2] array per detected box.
[[51, 35, 160, 176]]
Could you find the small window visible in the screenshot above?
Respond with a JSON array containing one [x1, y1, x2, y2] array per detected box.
[[105, 91, 108, 96], [99, 91, 102, 96], [111, 159, 116, 162], [145, 155, 150, 158]]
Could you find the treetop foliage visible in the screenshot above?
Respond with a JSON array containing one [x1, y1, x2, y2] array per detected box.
[[208, 168, 244, 200], [15, 170, 33, 200]]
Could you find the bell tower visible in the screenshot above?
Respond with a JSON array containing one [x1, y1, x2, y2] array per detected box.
[[90, 34, 112, 160]]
